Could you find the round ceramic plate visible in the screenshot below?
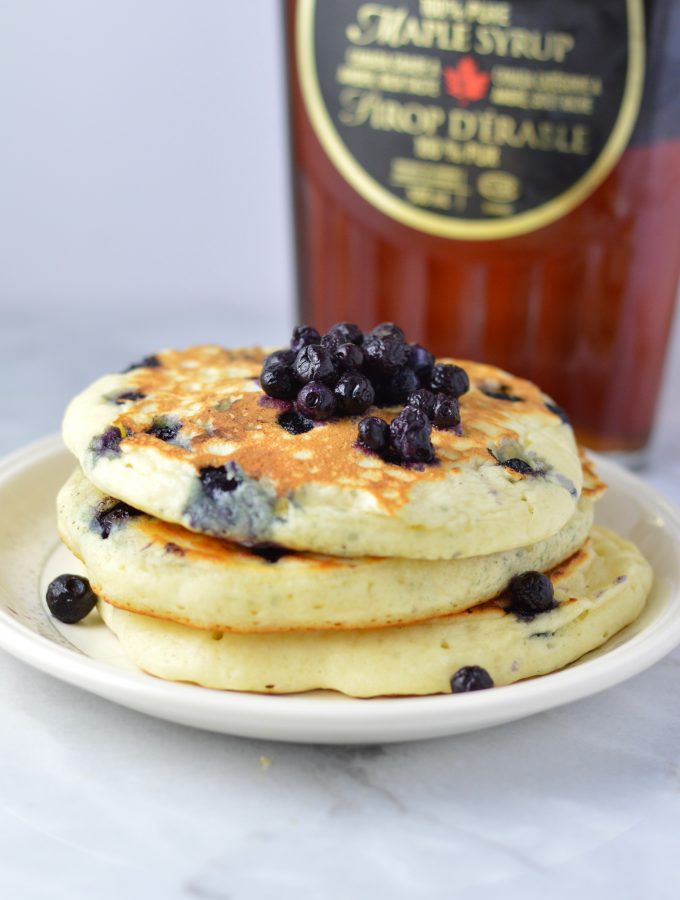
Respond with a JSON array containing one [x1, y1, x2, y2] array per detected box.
[[1, 435, 679, 745]]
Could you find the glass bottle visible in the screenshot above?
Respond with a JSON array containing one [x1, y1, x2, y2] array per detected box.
[[283, 0, 680, 457]]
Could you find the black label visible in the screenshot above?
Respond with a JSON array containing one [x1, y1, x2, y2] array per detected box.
[[297, 0, 645, 239], [632, 0, 680, 145]]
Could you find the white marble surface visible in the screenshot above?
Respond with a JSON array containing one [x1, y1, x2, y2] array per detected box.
[[1, 307, 680, 900]]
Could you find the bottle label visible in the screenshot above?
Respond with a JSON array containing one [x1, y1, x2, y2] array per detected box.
[[296, 0, 645, 239]]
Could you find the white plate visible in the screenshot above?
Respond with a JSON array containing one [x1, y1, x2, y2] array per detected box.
[[1, 435, 679, 745]]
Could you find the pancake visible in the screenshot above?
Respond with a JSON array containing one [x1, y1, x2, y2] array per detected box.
[[97, 527, 652, 697], [58, 467, 597, 632], [62, 345, 583, 559]]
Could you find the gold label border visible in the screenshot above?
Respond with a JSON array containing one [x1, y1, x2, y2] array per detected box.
[[296, 0, 646, 241]]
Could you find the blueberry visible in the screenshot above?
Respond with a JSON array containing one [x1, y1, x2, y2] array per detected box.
[[375, 367, 420, 406], [199, 464, 241, 497], [450, 666, 494, 693], [123, 355, 161, 373], [293, 344, 337, 385], [429, 364, 470, 398], [188, 463, 274, 538], [503, 458, 534, 475], [408, 344, 435, 381], [277, 409, 315, 434], [393, 428, 434, 463], [481, 387, 524, 403], [296, 381, 336, 420], [362, 335, 409, 375], [432, 394, 460, 428], [406, 388, 435, 417], [393, 367, 420, 400], [546, 402, 570, 424], [334, 373, 375, 416], [114, 391, 145, 405], [46, 574, 98, 624], [358, 416, 390, 453], [390, 406, 431, 441], [508, 571, 556, 619], [91, 427, 126, 457], [370, 322, 405, 342], [164, 542, 185, 556], [93, 501, 142, 539], [390, 407, 434, 463], [290, 325, 321, 354], [248, 544, 293, 563], [334, 342, 364, 370], [328, 322, 364, 346], [264, 349, 295, 368], [146, 419, 181, 442], [320, 333, 340, 352], [260, 361, 298, 400]]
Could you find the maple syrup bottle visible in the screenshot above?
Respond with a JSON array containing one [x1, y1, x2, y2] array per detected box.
[[283, 0, 680, 458]]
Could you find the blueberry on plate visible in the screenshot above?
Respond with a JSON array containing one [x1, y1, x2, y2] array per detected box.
[[46, 574, 98, 624], [450, 666, 494, 693]]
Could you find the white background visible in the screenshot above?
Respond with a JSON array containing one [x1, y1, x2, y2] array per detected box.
[[1, 0, 293, 321]]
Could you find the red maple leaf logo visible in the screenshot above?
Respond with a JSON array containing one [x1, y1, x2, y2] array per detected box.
[[443, 56, 490, 106]]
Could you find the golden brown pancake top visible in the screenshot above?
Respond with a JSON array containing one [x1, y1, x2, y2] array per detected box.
[[107, 345, 572, 514]]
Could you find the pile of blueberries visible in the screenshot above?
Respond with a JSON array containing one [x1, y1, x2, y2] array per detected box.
[[260, 322, 470, 464]]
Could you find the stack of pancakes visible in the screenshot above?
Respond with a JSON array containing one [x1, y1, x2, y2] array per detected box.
[[57, 345, 652, 697]]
